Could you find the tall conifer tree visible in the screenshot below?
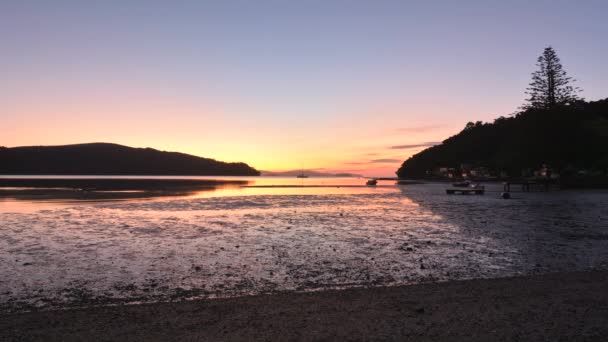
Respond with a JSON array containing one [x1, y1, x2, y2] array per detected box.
[[525, 46, 580, 109]]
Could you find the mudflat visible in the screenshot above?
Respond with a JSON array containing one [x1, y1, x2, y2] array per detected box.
[[2, 270, 607, 341]]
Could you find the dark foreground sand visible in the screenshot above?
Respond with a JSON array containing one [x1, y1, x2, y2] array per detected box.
[[2, 271, 607, 341]]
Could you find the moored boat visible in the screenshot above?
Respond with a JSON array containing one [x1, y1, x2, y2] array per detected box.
[[446, 183, 485, 195]]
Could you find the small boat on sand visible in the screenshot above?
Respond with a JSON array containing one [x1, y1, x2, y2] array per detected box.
[[446, 183, 484, 195], [452, 180, 471, 187]]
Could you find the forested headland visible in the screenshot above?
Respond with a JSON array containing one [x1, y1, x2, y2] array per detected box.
[[396, 47, 608, 185]]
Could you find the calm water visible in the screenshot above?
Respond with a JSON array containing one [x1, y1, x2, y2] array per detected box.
[[1, 177, 607, 312], [0, 176, 383, 212]]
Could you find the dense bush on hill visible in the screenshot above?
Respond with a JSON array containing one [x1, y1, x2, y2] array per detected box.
[[396, 99, 608, 179], [0, 143, 260, 176]]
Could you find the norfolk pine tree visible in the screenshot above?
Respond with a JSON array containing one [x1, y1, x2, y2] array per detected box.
[[525, 46, 581, 110]]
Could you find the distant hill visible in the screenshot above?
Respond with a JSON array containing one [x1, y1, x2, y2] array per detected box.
[[396, 99, 608, 179], [262, 170, 362, 177], [0, 143, 260, 176]]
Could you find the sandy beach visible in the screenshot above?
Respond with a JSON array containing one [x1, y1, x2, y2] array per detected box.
[[2, 270, 607, 341]]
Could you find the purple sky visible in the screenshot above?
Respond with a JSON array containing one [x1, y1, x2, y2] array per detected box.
[[2, 1, 607, 175]]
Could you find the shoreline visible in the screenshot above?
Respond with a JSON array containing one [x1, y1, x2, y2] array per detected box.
[[0, 178, 249, 190], [2, 270, 607, 341], [0, 178, 250, 201]]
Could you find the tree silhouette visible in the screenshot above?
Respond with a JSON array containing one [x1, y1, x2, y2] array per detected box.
[[524, 46, 581, 110]]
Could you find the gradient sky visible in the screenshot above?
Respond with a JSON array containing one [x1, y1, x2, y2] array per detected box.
[[2, 1, 607, 176]]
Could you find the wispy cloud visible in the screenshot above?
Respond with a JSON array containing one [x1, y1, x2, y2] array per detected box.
[[390, 141, 440, 150], [371, 158, 402, 163], [345, 158, 403, 165], [395, 124, 445, 133]]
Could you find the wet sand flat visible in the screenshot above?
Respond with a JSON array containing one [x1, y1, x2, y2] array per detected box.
[[2, 270, 607, 341], [2, 185, 608, 312]]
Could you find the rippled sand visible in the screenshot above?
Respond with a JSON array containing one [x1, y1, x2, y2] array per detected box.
[[1, 184, 607, 312]]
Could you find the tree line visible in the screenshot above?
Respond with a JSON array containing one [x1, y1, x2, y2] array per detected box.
[[396, 47, 608, 180]]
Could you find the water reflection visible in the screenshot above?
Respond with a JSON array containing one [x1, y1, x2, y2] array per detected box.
[[0, 176, 390, 212], [0, 178, 246, 213]]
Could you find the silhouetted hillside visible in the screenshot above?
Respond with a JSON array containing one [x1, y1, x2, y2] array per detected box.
[[396, 99, 608, 179], [0, 143, 260, 176]]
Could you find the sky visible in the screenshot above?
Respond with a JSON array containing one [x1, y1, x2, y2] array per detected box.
[[2, 1, 607, 176]]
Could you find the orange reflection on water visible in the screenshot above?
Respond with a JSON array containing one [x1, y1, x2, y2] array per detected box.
[[190, 184, 397, 198], [0, 176, 404, 212]]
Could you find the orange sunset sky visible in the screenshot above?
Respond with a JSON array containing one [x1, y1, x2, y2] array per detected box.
[[3, 2, 607, 176]]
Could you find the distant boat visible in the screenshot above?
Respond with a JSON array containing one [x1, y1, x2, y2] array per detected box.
[[366, 179, 377, 186], [296, 170, 308, 178]]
